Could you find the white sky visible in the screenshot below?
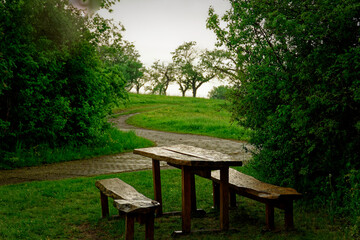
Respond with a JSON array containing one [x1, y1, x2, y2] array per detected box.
[[98, 0, 231, 97]]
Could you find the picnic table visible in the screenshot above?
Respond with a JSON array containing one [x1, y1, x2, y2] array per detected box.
[[133, 144, 243, 235]]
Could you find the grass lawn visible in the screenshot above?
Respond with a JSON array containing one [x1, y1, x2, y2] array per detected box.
[[0, 168, 350, 240], [113, 93, 251, 141], [1, 127, 154, 170]]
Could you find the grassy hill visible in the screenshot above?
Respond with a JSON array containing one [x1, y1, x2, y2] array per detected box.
[[113, 93, 251, 141]]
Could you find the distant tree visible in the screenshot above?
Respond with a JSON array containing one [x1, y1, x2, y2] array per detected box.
[[147, 60, 175, 95], [172, 64, 191, 97], [99, 40, 143, 93], [208, 85, 231, 100], [202, 49, 245, 84], [172, 41, 217, 97], [131, 67, 148, 94]]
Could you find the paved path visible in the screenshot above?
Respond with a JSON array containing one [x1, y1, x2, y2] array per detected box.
[[0, 114, 253, 186]]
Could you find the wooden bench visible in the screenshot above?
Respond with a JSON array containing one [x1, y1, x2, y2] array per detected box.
[[211, 168, 301, 230], [95, 178, 160, 240]]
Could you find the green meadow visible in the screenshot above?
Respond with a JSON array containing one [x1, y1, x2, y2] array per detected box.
[[113, 93, 252, 141], [0, 94, 352, 239], [0, 168, 349, 240]]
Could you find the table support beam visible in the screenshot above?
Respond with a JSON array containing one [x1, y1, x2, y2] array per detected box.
[[220, 167, 229, 230], [190, 172, 197, 213], [152, 159, 162, 217], [182, 166, 192, 234]]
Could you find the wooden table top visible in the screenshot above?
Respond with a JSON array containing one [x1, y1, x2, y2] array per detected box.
[[133, 144, 242, 168]]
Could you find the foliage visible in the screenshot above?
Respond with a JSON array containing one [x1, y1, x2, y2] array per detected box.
[[145, 60, 175, 95], [99, 39, 144, 93], [172, 41, 217, 97], [202, 48, 245, 84], [207, 0, 360, 223], [0, 0, 134, 162], [208, 85, 231, 100]]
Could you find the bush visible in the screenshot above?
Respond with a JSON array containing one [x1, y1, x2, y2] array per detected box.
[[0, 0, 130, 163], [208, 85, 231, 100], [208, 0, 360, 222]]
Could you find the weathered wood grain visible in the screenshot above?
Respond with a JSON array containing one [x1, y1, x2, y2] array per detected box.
[[95, 178, 160, 214], [133, 144, 242, 168], [212, 168, 301, 230], [211, 168, 301, 200]]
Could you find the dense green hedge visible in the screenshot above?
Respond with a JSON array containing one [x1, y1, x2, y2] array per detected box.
[[0, 0, 132, 153], [208, 0, 360, 232]]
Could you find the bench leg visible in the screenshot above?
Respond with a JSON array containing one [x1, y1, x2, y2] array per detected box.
[[230, 190, 237, 208], [145, 213, 155, 240], [265, 203, 275, 230], [284, 200, 294, 230], [100, 191, 109, 218], [125, 214, 135, 240], [212, 181, 220, 209]]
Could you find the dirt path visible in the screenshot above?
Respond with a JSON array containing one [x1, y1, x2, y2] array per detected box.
[[0, 114, 253, 186]]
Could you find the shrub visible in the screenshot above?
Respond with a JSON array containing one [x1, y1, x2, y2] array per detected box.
[[0, 1, 128, 156], [207, 0, 360, 222], [208, 85, 231, 100]]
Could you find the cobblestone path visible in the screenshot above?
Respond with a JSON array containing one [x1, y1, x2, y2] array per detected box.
[[0, 114, 252, 186]]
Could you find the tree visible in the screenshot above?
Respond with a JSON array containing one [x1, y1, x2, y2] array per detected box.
[[172, 41, 217, 97], [202, 49, 245, 84], [0, 0, 125, 154], [207, 0, 360, 208], [147, 60, 175, 95], [99, 40, 144, 92], [131, 66, 148, 94], [208, 85, 231, 100]]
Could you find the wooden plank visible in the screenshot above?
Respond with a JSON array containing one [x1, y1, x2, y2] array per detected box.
[[100, 191, 109, 218], [211, 168, 302, 200], [134, 145, 242, 168], [181, 166, 192, 234], [219, 167, 229, 230], [152, 159, 163, 216], [134, 147, 200, 166], [125, 214, 135, 240], [212, 182, 220, 209], [96, 178, 160, 214], [145, 213, 155, 240], [265, 204, 275, 230], [165, 144, 235, 162], [284, 200, 294, 229], [190, 172, 197, 213]]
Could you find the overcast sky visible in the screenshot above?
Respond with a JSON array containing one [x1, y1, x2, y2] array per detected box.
[[98, 0, 231, 97]]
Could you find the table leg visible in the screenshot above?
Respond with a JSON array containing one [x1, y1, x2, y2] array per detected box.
[[190, 171, 197, 213], [152, 159, 162, 216], [182, 166, 192, 234], [220, 167, 229, 230]]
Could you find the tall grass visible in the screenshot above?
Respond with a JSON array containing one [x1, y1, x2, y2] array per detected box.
[[0, 169, 350, 239], [114, 94, 251, 141]]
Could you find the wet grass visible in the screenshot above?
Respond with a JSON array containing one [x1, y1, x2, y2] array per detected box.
[[0, 127, 154, 169], [0, 168, 350, 240], [113, 94, 251, 141]]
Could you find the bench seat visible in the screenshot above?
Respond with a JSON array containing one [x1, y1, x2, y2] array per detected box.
[[211, 168, 301, 230], [95, 178, 160, 240]]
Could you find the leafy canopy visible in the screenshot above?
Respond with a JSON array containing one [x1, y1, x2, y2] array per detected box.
[[207, 0, 360, 202], [0, 0, 137, 155]]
